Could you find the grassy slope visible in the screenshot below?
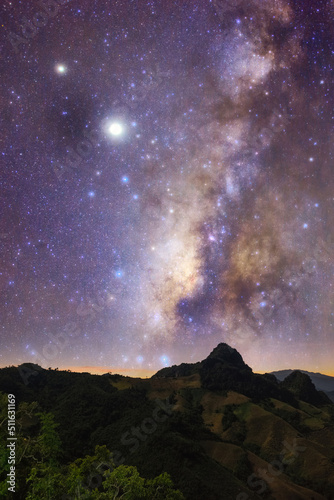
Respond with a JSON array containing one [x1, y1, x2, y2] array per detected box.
[[143, 375, 334, 499]]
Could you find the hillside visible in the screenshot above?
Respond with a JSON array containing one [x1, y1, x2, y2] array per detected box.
[[0, 344, 333, 499], [272, 370, 334, 402]]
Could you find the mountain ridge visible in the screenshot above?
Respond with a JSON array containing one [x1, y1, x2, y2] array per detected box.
[[154, 343, 332, 407], [271, 369, 334, 402]]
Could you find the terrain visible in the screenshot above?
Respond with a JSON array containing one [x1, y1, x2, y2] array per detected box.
[[0, 343, 334, 499], [271, 370, 334, 403]]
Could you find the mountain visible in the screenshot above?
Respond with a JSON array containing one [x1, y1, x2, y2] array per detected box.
[[0, 344, 334, 499], [272, 369, 334, 402], [279, 370, 332, 406], [155, 343, 331, 406]]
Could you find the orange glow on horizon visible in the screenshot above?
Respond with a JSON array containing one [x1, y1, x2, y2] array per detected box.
[[57, 365, 334, 378], [58, 365, 156, 378]]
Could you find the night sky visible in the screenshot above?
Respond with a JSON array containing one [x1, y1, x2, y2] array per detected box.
[[1, 0, 333, 377]]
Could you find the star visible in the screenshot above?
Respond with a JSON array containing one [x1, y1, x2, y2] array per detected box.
[[55, 64, 67, 74], [1, 0, 333, 379], [107, 122, 124, 137]]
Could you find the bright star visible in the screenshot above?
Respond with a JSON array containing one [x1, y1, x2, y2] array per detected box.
[[102, 118, 126, 139], [108, 122, 123, 136], [160, 355, 170, 367], [56, 64, 67, 74]]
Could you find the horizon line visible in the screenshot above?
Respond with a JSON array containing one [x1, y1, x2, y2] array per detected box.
[[1, 363, 334, 379]]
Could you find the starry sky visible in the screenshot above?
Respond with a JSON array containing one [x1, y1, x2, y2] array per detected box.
[[1, 0, 334, 377]]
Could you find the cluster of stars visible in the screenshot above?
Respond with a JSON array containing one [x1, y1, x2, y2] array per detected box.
[[0, 0, 333, 376]]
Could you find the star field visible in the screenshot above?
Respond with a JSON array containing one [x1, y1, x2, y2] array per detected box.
[[0, 0, 333, 376]]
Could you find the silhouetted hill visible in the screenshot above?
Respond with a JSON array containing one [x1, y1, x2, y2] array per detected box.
[[153, 361, 200, 378], [272, 369, 334, 402], [156, 343, 300, 406], [280, 370, 332, 406], [205, 343, 251, 368]]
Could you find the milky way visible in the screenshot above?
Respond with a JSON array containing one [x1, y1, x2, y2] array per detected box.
[[1, 0, 333, 375]]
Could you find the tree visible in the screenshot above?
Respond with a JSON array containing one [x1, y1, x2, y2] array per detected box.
[[92, 464, 184, 499], [36, 412, 62, 463], [63, 446, 184, 499], [26, 413, 63, 500]]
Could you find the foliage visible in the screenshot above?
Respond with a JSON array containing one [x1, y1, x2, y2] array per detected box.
[[26, 443, 184, 500], [222, 404, 238, 431], [1, 401, 184, 500], [93, 466, 184, 499], [234, 453, 252, 481], [26, 412, 63, 500]]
